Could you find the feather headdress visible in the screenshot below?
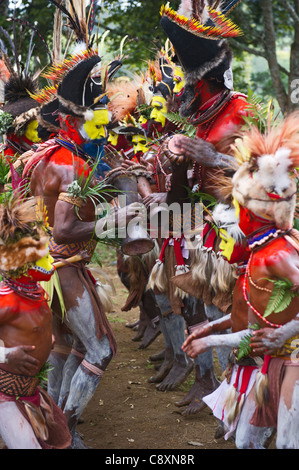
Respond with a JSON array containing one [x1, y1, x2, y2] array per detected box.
[[160, 1, 242, 85], [0, 11, 53, 135]]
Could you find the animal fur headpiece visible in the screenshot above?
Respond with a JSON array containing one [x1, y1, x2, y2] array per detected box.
[[160, 1, 242, 85], [0, 196, 50, 276], [107, 77, 141, 126], [232, 112, 299, 231]]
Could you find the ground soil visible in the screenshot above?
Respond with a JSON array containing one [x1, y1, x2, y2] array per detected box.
[[75, 262, 237, 451]]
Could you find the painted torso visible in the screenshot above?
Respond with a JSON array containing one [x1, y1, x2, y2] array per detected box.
[[245, 237, 299, 328], [30, 146, 96, 227], [0, 286, 52, 375]]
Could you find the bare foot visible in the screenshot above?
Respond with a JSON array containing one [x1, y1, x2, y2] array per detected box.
[[156, 359, 193, 391], [176, 368, 220, 415], [149, 349, 165, 362], [138, 323, 161, 350], [148, 349, 174, 383]]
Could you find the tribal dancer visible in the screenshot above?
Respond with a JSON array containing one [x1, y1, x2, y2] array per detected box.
[[23, 2, 141, 448], [0, 195, 71, 449], [183, 113, 299, 449], [147, 0, 247, 399]]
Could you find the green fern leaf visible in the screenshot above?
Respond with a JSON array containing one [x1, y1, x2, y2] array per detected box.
[[237, 333, 253, 360], [264, 278, 297, 317]]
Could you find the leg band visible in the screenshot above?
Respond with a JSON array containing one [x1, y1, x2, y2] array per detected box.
[[81, 360, 104, 377]]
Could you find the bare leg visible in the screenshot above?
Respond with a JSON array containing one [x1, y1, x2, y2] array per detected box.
[[148, 314, 174, 383], [235, 384, 275, 449], [0, 402, 41, 449], [57, 274, 113, 448], [152, 295, 193, 391], [276, 366, 299, 449], [177, 300, 223, 414], [138, 289, 161, 349]]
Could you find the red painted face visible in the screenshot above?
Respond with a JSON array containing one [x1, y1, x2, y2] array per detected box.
[[26, 266, 55, 282], [238, 204, 253, 236], [26, 252, 55, 282]]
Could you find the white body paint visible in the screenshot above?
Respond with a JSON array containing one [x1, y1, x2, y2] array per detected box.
[[0, 401, 41, 449]]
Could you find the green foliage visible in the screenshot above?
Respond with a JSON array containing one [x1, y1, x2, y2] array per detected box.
[[35, 361, 54, 389], [264, 278, 299, 318], [240, 89, 281, 134], [138, 103, 153, 121], [237, 324, 260, 361], [0, 151, 10, 185], [0, 0, 54, 78], [101, 0, 180, 70], [164, 112, 196, 137], [68, 155, 117, 219], [0, 112, 14, 136]]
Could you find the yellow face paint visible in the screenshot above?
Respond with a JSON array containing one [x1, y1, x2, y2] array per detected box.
[[138, 115, 148, 125], [233, 197, 240, 222], [108, 130, 119, 146], [173, 66, 185, 95], [35, 251, 55, 274], [24, 120, 41, 143], [83, 109, 109, 140], [219, 228, 236, 262], [150, 96, 167, 127], [131, 134, 148, 154]]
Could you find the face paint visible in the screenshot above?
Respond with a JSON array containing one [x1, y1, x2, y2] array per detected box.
[[131, 135, 148, 154], [24, 120, 41, 143], [233, 197, 240, 222], [83, 109, 109, 140], [138, 115, 148, 125], [108, 131, 119, 147], [150, 96, 167, 127], [173, 66, 185, 95], [219, 228, 236, 262], [27, 250, 55, 282]]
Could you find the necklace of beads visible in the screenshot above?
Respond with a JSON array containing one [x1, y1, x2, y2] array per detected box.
[[243, 254, 282, 328]]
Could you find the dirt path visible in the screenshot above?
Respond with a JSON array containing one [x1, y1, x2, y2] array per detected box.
[[77, 263, 236, 450]]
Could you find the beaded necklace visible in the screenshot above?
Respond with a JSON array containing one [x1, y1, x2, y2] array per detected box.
[[243, 252, 282, 328], [55, 135, 91, 162], [1, 278, 48, 302]]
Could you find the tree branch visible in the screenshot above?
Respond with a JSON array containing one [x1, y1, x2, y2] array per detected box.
[[261, 0, 288, 114], [281, 0, 299, 24], [230, 38, 290, 76]]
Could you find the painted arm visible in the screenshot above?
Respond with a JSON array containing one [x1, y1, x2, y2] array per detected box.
[[251, 313, 299, 355], [185, 313, 232, 344], [182, 328, 249, 359], [0, 345, 40, 375], [53, 199, 143, 244], [168, 135, 238, 171]]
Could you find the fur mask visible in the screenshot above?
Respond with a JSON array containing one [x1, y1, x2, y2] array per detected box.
[[232, 113, 299, 231]]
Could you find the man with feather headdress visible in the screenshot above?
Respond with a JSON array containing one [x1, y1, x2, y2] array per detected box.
[[145, 0, 250, 409], [22, 0, 142, 448]]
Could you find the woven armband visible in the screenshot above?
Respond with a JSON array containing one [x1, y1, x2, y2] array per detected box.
[[58, 192, 84, 208]]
